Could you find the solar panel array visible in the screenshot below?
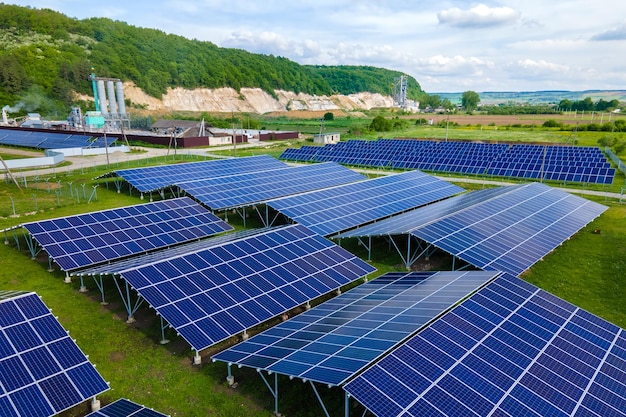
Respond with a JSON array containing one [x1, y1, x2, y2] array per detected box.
[[0, 291, 109, 417], [345, 273, 626, 417], [73, 229, 263, 278], [22, 197, 232, 271], [280, 139, 615, 184], [87, 398, 169, 417], [338, 183, 607, 278], [212, 271, 499, 386], [0, 128, 115, 149], [101, 154, 288, 193], [118, 224, 376, 352], [177, 162, 366, 210], [267, 169, 464, 236]]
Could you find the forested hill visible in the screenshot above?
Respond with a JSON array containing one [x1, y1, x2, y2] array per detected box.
[[0, 4, 423, 114]]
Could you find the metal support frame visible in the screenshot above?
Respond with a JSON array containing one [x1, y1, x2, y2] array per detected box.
[[112, 274, 144, 323], [112, 177, 123, 194], [234, 207, 247, 227], [159, 316, 170, 344], [258, 371, 279, 416], [263, 206, 282, 228], [91, 274, 109, 305], [23, 230, 40, 260]]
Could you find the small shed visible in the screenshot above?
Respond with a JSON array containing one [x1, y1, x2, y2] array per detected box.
[[313, 132, 340, 144]]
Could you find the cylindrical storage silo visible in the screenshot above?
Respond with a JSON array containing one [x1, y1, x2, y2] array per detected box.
[[115, 81, 126, 116], [106, 81, 117, 116], [97, 80, 108, 116]]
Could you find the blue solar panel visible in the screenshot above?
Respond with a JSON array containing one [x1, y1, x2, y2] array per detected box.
[[345, 273, 626, 417], [0, 292, 109, 417], [0, 128, 110, 150], [118, 224, 376, 351], [22, 197, 232, 271], [280, 139, 614, 184], [409, 183, 607, 277], [212, 271, 499, 386], [267, 170, 464, 236], [338, 183, 607, 278], [177, 162, 366, 210], [87, 398, 169, 417], [100, 155, 288, 193]]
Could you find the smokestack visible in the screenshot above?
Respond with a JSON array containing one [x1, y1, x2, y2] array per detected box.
[[115, 81, 126, 116], [97, 80, 108, 116], [106, 81, 117, 116]]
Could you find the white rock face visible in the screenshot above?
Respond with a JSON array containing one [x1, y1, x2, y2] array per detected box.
[[121, 82, 394, 113]]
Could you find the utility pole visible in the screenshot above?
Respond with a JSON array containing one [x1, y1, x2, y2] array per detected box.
[[0, 156, 21, 190]]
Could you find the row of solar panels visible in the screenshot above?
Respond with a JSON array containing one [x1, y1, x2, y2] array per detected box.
[[280, 139, 615, 184], [0, 128, 115, 149], [0, 291, 169, 417]]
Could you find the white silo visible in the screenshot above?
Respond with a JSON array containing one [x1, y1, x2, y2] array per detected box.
[[107, 81, 118, 116], [97, 80, 108, 116], [115, 81, 126, 116]]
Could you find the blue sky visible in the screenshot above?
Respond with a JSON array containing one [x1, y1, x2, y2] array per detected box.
[[7, 0, 626, 93]]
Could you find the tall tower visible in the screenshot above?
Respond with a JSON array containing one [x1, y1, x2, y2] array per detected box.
[[394, 75, 408, 108]]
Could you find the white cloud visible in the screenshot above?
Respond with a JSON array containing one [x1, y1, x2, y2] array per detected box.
[[507, 59, 569, 79], [591, 23, 626, 41], [415, 55, 495, 77], [438, 4, 521, 28]]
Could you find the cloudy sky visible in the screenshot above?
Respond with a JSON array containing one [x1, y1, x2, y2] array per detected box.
[[8, 0, 626, 93]]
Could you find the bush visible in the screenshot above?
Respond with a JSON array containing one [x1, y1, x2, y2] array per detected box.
[[542, 119, 562, 128]]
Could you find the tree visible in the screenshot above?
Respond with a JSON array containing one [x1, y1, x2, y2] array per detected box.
[[441, 98, 455, 111], [323, 112, 334, 121], [461, 91, 480, 112]]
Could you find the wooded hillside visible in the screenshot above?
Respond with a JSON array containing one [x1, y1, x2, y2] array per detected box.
[[0, 4, 423, 116]]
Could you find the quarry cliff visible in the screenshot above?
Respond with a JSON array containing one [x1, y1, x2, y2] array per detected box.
[[122, 83, 395, 114]]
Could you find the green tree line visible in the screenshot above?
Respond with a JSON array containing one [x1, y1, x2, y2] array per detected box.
[[0, 4, 423, 116]]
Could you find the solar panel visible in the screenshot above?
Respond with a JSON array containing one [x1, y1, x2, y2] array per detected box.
[[267, 170, 464, 236], [99, 155, 288, 193], [21, 197, 232, 271], [0, 291, 109, 417], [87, 398, 169, 417], [118, 224, 376, 352], [336, 186, 516, 239], [338, 183, 606, 278], [212, 270, 499, 386], [408, 182, 607, 277], [73, 229, 263, 277], [344, 273, 626, 417], [177, 162, 366, 210], [280, 139, 614, 184]]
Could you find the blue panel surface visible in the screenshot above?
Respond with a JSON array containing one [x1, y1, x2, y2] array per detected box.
[[212, 271, 498, 385], [339, 183, 606, 278], [119, 224, 376, 352], [280, 139, 614, 184], [177, 162, 366, 210], [0, 291, 109, 417], [22, 197, 232, 271], [344, 274, 626, 417], [101, 154, 288, 193], [267, 170, 464, 236], [86, 398, 169, 416]]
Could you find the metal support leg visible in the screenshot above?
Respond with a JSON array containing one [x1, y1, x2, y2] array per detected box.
[[64, 272, 71, 284], [79, 275, 88, 292], [159, 316, 170, 344], [310, 381, 332, 417]]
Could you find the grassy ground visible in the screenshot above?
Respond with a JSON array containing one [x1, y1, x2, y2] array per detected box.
[[1, 121, 626, 416]]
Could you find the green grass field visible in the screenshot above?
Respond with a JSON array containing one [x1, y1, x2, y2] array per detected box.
[[1, 122, 626, 417]]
